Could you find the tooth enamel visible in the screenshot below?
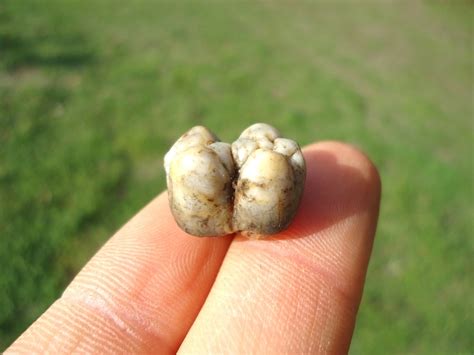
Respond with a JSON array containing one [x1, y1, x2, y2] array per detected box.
[[231, 124, 306, 238], [164, 127, 234, 236], [164, 126, 217, 175], [164, 123, 306, 238], [209, 142, 235, 176], [231, 138, 258, 167]]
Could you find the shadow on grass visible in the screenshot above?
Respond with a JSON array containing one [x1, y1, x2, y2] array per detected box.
[[0, 31, 96, 71]]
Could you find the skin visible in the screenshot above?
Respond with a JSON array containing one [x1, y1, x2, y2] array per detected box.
[[6, 141, 381, 354]]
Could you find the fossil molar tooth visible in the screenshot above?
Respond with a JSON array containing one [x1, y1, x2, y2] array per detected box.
[[164, 123, 306, 238]]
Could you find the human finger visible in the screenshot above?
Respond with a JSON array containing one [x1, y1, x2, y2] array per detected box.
[[7, 193, 233, 353], [179, 141, 381, 354]]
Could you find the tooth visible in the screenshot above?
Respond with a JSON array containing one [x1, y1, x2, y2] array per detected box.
[[164, 126, 235, 237], [165, 123, 306, 238]]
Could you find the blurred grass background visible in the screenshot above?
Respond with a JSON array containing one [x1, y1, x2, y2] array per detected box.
[[0, 0, 472, 352]]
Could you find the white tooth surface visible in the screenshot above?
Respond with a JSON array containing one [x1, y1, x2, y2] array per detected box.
[[165, 123, 306, 238]]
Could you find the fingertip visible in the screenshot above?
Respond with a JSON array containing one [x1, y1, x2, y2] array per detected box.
[[304, 140, 381, 195], [318, 141, 382, 238], [294, 140, 381, 303], [179, 140, 382, 354], [281, 141, 381, 243]]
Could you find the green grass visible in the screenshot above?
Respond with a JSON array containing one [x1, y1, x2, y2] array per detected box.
[[0, 0, 472, 352]]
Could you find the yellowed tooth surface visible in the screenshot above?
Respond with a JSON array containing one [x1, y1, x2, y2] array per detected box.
[[164, 127, 234, 237], [164, 123, 306, 238], [231, 124, 306, 238]]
